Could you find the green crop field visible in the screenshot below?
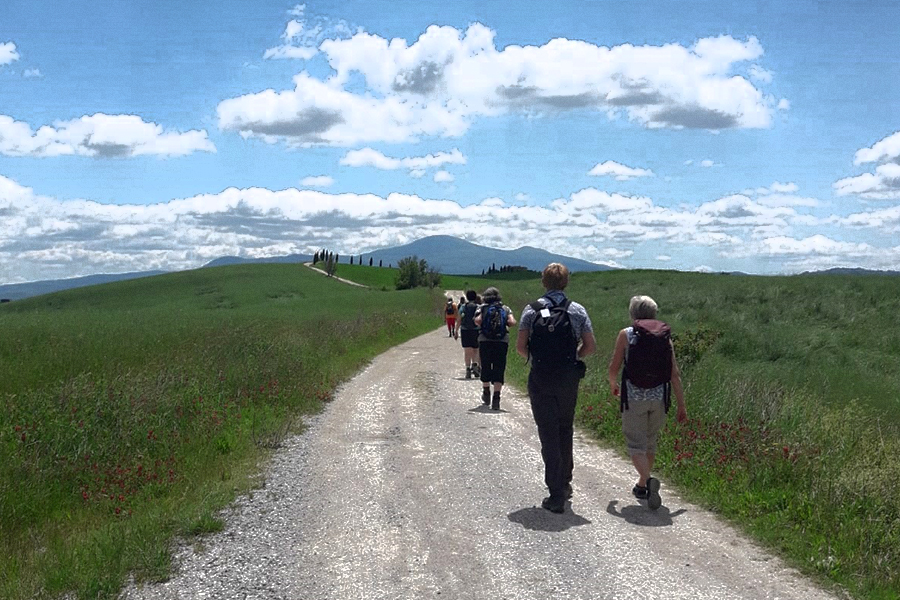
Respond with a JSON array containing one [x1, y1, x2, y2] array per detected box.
[[2, 263, 898, 599]]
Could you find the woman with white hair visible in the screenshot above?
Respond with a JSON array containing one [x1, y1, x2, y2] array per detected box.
[[607, 295, 686, 510]]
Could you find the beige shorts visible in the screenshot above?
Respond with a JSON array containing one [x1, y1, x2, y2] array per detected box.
[[621, 399, 667, 456]]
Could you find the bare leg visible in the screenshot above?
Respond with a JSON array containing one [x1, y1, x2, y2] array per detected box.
[[631, 453, 651, 487]]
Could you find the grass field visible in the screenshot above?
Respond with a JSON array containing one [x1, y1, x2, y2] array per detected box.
[[0, 263, 447, 600], [2, 263, 898, 599], [494, 269, 900, 600]]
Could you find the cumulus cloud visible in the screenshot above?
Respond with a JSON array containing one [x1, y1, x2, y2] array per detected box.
[[219, 23, 777, 147], [23, 68, 41, 78], [340, 147, 466, 175], [0, 114, 216, 158], [854, 131, 900, 165], [748, 65, 773, 83], [588, 160, 654, 181], [301, 175, 334, 187], [263, 19, 318, 60], [777, 98, 790, 111], [0, 42, 18, 65], [700, 159, 717, 168], [0, 170, 865, 283], [433, 170, 454, 183]]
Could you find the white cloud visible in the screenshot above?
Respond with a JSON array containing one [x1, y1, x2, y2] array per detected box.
[[23, 68, 42, 78], [834, 163, 900, 200], [700, 159, 717, 167], [748, 65, 773, 83], [0, 114, 216, 158], [219, 24, 777, 147], [340, 147, 466, 174], [301, 175, 334, 187], [0, 42, 18, 65], [433, 170, 454, 183], [777, 98, 790, 111], [1, 171, 876, 283], [683, 160, 693, 166], [656, 255, 672, 261], [588, 160, 654, 181], [854, 131, 900, 165], [288, 4, 306, 16]]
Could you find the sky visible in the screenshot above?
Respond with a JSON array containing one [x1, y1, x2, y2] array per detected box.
[[1, 0, 899, 283]]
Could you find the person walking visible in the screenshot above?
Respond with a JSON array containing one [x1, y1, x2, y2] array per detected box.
[[516, 263, 596, 514], [474, 287, 516, 410], [607, 295, 686, 510], [444, 297, 458, 337], [456, 290, 481, 379]]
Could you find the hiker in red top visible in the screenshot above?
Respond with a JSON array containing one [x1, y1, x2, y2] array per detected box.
[[607, 295, 686, 510], [444, 297, 458, 337]]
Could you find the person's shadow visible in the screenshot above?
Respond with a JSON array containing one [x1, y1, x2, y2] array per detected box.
[[606, 500, 686, 527], [508, 504, 591, 532], [467, 405, 504, 413]]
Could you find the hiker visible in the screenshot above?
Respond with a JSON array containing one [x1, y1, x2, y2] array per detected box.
[[473, 287, 516, 410], [444, 297, 458, 337], [607, 295, 686, 510], [455, 290, 481, 379], [516, 263, 596, 514]]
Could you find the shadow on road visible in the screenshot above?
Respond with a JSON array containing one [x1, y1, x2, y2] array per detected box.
[[508, 505, 592, 532], [467, 405, 505, 413], [606, 500, 687, 527]]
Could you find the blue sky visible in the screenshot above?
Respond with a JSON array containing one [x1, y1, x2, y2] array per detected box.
[[1, 0, 899, 282]]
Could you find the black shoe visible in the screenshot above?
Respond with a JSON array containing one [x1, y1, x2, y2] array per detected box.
[[472, 363, 481, 378], [564, 483, 573, 499], [541, 496, 566, 514], [482, 388, 491, 405], [491, 392, 500, 411], [632, 484, 649, 500], [466, 367, 472, 379], [646, 477, 662, 510]]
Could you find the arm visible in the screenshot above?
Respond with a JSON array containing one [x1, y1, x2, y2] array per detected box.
[[516, 329, 529, 359], [506, 306, 517, 327], [577, 331, 596, 359], [670, 343, 687, 423], [607, 329, 627, 397]]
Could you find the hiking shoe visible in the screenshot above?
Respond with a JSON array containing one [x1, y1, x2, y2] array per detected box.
[[465, 367, 472, 379], [472, 363, 481, 378], [632, 484, 649, 500], [541, 496, 566, 514], [646, 477, 662, 510], [491, 392, 500, 411], [482, 388, 491, 405]]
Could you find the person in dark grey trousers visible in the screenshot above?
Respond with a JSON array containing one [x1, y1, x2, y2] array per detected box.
[[516, 263, 596, 514]]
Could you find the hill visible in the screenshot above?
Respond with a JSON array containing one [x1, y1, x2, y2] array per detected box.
[[0, 271, 167, 302], [356, 235, 611, 274], [202, 253, 313, 268]]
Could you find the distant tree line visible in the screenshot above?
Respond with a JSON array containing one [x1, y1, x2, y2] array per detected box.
[[313, 249, 388, 277], [483, 264, 530, 275]]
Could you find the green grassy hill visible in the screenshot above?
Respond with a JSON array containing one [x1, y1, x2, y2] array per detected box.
[[1, 264, 898, 599], [0, 264, 447, 600]]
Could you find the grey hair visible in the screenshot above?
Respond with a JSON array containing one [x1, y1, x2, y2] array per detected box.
[[629, 295, 658, 320], [482, 286, 502, 304]]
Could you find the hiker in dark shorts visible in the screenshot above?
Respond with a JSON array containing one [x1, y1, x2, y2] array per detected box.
[[473, 287, 516, 410], [444, 297, 458, 337], [607, 295, 686, 510], [455, 290, 481, 379], [516, 263, 596, 514]]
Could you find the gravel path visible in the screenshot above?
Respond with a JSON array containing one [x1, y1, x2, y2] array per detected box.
[[121, 326, 842, 600]]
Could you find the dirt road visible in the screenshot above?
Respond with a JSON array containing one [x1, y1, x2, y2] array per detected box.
[[122, 326, 841, 600]]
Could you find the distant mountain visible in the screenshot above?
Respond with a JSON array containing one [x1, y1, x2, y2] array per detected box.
[[802, 267, 900, 277], [203, 253, 313, 268], [0, 271, 167, 301], [356, 235, 612, 274]]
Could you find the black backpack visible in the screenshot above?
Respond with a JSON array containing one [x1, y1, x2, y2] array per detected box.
[[621, 319, 673, 411], [480, 303, 508, 340], [527, 299, 577, 371], [445, 301, 455, 315], [460, 301, 478, 330]]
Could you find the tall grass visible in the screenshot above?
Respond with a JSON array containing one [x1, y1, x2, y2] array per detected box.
[[0, 264, 445, 600], [498, 270, 900, 600]]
